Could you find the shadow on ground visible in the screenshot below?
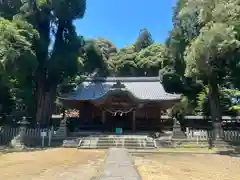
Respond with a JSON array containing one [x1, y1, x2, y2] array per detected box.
[[217, 147, 240, 157]]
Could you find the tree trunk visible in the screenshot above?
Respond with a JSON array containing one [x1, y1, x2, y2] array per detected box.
[[208, 76, 222, 141], [35, 75, 57, 128]]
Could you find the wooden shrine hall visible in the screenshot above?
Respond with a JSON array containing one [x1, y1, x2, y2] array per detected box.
[[59, 77, 181, 132]]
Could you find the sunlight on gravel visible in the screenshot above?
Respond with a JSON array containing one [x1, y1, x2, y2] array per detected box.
[[134, 153, 240, 180], [0, 148, 105, 180]]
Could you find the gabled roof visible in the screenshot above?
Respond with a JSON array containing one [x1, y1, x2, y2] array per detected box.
[[59, 76, 182, 102]]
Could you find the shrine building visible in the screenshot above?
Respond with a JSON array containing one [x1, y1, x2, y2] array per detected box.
[[59, 76, 181, 132]]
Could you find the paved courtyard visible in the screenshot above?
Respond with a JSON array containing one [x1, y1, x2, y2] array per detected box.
[[99, 148, 141, 180]]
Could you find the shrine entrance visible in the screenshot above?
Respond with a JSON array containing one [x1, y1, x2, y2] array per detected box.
[[100, 92, 137, 132], [105, 110, 133, 132]]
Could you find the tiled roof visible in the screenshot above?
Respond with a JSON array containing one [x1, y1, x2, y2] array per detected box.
[[59, 77, 182, 101]]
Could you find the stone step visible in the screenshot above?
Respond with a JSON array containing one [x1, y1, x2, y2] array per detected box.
[[79, 145, 155, 149], [79, 143, 154, 147], [77, 136, 156, 149], [96, 141, 153, 144], [62, 139, 81, 147], [80, 142, 155, 147]]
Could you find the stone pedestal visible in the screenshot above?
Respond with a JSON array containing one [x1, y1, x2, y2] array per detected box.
[[10, 117, 29, 149], [53, 117, 67, 139], [172, 118, 186, 140], [10, 134, 25, 149]]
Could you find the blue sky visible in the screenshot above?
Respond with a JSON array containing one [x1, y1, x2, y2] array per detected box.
[[74, 0, 177, 48]]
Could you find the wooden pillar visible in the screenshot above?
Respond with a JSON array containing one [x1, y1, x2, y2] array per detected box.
[[132, 110, 136, 132], [101, 110, 106, 124], [101, 110, 106, 132], [159, 109, 162, 131], [62, 108, 66, 119]]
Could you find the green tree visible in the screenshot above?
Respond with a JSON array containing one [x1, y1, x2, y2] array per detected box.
[[94, 38, 118, 60], [110, 45, 138, 76], [80, 39, 108, 76], [0, 17, 38, 118], [136, 43, 172, 76], [185, 22, 240, 138], [0, 0, 87, 126], [135, 28, 153, 52]]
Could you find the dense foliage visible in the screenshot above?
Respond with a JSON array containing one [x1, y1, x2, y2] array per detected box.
[[0, 0, 240, 127]]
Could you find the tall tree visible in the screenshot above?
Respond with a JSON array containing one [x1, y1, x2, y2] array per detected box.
[[185, 24, 240, 139], [167, 0, 240, 137], [0, 0, 87, 126], [135, 28, 153, 52]]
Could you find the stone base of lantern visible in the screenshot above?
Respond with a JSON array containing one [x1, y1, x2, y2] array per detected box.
[[10, 134, 27, 150]]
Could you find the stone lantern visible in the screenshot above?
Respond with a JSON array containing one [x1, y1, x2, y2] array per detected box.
[[172, 117, 186, 140], [11, 116, 30, 149]]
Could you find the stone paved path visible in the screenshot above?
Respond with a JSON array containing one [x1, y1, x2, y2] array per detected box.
[[99, 148, 141, 180]]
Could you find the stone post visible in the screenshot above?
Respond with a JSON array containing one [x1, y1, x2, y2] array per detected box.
[[213, 121, 224, 140], [212, 121, 227, 148]]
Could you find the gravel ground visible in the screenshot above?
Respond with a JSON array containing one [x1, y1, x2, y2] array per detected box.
[[134, 153, 240, 180], [0, 148, 105, 180]]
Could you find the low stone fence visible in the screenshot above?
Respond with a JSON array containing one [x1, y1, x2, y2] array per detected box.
[[0, 126, 51, 146], [186, 128, 240, 142]]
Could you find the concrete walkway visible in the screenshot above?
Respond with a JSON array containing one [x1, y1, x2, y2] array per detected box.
[[99, 148, 141, 180]]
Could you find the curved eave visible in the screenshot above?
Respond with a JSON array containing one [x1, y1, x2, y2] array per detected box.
[[58, 88, 182, 103]]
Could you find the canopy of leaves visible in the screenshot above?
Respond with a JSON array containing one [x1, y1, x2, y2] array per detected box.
[[166, 0, 240, 117], [109, 45, 138, 76], [80, 39, 108, 76], [0, 0, 22, 20], [94, 38, 118, 59], [185, 23, 240, 78], [136, 43, 171, 70], [0, 18, 39, 75]]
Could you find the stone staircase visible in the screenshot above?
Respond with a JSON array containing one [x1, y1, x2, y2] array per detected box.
[[63, 135, 156, 149]]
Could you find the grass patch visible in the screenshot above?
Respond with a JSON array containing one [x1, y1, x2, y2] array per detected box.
[[134, 152, 240, 180], [0, 148, 106, 180]]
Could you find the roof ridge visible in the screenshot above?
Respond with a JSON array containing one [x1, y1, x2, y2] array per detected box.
[[85, 76, 160, 82]]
